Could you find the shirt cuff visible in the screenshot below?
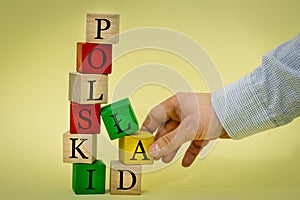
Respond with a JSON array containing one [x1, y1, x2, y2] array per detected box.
[[211, 69, 278, 139]]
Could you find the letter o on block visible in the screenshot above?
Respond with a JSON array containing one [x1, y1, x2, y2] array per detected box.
[[77, 42, 112, 74]]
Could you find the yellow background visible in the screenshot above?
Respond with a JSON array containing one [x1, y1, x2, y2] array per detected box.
[[0, 0, 299, 199]]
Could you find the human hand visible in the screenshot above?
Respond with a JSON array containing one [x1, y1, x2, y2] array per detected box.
[[141, 93, 230, 167]]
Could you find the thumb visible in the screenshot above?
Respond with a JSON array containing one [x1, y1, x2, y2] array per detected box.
[[149, 125, 189, 158]]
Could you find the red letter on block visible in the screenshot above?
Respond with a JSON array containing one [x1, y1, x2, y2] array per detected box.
[[70, 102, 101, 134], [77, 42, 112, 74]]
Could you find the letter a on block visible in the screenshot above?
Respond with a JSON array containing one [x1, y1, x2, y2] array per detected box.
[[63, 131, 97, 164], [130, 140, 150, 161], [86, 13, 119, 44], [119, 131, 154, 165], [110, 160, 141, 195]]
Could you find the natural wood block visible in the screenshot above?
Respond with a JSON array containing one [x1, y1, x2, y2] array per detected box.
[[72, 160, 106, 194], [63, 131, 97, 164], [70, 102, 100, 134], [110, 160, 141, 195], [86, 13, 119, 44], [69, 72, 108, 104], [119, 131, 154, 165], [77, 42, 112, 74], [100, 98, 139, 140]]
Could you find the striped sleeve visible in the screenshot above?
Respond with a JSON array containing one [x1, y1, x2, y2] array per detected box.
[[212, 34, 300, 139]]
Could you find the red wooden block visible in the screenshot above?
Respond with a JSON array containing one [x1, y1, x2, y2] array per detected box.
[[77, 42, 112, 74], [70, 102, 101, 134]]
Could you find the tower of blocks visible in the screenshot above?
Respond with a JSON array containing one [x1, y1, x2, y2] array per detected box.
[[63, 13, 155, 195]]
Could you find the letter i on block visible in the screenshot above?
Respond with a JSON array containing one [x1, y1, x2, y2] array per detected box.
[[73, 160, 106, 194], [110, 160, 141, 195], [101, 98, 139, 140], [63, 131, 97, 164], [119, 131, 154, 165], [86, 13, 119, 44]]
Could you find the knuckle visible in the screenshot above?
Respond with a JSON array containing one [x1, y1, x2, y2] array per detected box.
[[161, 134, 174, 147]]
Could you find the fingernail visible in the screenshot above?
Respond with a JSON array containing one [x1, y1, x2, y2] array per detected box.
[[149, 144, 161, 157]]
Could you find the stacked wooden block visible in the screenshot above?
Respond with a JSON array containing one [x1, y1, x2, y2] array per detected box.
[[63, 13, 154, 195]]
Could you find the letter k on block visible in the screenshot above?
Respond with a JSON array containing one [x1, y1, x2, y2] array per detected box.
[[63, 131, 97, 164]]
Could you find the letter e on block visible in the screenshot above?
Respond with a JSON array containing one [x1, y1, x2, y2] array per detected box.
[[110, 160, 141, 195], [63, 131, 97, 164], [86, 13, 119, 44]]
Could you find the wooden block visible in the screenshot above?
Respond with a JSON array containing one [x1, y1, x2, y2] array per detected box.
[[110, 160, 141, 195], [70, 102, 100, 134], [72, 160, 106, 194], [69, 72, 108, 104], [63, 131, 97, 164], [119, 131, 154, 165], [77, 42, 112, 74], [86, 13, 119, 44], [101, 98, 139, 140]]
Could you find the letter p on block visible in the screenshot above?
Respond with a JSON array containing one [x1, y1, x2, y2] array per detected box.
[[86, 13, 119, 44]]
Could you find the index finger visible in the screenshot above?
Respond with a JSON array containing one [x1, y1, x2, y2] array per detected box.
[[141, 95, 180, 133]]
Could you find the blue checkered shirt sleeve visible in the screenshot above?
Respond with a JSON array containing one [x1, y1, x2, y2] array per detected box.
[[212, 34, 300, 139]]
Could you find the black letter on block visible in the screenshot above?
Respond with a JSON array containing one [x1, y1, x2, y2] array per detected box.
[[117, 170, 136, 190], [87, 80, 104, 101], [88, 48, 106, 69], [86, 170, 96, 190], [130, 140, 150, 161], [78, 108, 92, 129], [94, 19, 111, 39], [110, 113, 131, 134], [69, 138, 88, 159]]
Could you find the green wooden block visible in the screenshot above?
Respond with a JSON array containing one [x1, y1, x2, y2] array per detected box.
[[101, 98, 139, 140], [72, 160, 106, 194]]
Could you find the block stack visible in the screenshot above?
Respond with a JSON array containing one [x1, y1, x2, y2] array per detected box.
[[101, 98, 154, 195], [63, 13, 154, 195]]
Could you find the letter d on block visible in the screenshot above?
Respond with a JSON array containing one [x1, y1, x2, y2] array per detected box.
[[110, 160, 141, 195], [117, 170, 136, 190]]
